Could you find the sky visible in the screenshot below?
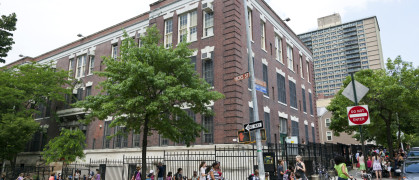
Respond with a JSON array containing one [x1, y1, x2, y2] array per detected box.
[[1, 0, 418, 67]]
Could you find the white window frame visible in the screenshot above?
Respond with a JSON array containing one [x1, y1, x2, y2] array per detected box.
[[111, 43, 118, 58], [261, 21, 266, 50], [164, 19, 173, 48], [203, 11, 214, 38], [326, 131, 332, 141], [306, 60, 310, 83], [275, 35, 283, 63], [300, 55, 304, 78], [68, 58, 74, 78], [88, 56, 95, 75], [287, 44, 294, 71], [248, 9, 253, 41], [325, 118, 331, 127], [75, 55, 86, 78], [178, 10, 197, 43]]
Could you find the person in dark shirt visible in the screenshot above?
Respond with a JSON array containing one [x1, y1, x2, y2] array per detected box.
[[277, 159, 285, 180], [157, 162, 165, 180]]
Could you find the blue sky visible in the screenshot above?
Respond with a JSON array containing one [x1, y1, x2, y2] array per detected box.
[[1, 0, 418, 67]]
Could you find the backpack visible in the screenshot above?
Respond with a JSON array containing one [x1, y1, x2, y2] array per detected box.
[[174, 173, 182, 180], [248, 174, 254, 180]]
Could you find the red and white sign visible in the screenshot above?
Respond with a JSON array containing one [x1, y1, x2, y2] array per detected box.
[[347, 105, 370, 126], [234, 72, 250, 81]]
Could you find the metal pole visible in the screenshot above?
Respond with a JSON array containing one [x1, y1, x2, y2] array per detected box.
[[350, 73, 366, 170], [243, 0, 265, 179]]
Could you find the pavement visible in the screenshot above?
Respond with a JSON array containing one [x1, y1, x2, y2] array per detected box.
[[348, 168, 399, 180]]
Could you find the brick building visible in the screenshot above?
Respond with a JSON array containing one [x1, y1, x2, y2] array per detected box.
[[9, 0, 317, 164]]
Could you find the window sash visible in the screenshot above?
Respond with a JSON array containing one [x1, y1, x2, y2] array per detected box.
[[204, 12, 214, 37], [261, 22, 266, 50], [289, 81, 297, 108], [287, 45, 293, 70], [305, 125, 309, 143], [326, 132, 332, 141], [302, 89, 307, 112], [203, 59, 214, 86], [264, 112, 271, 143], [164, 19, 173, 48], [312, 127, 316, 143], [306, 61, 310, 82], [262, 64, 269, 95], [276, 36, 282, 62], [248, 10, 253, 40], [112, 44, 118, 58], [291, 121, 299, 137], [277, 74, 286, 104], [300, 56, 304, 78], [309, 93, 313, 115], [178, 11, 197, 43], [88, 56, 95, 75], [279, 117, 287, 134], [203, 116, 214, 143]]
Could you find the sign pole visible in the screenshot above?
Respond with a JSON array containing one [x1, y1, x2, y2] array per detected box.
[[243, 0, 265, 179], [350, 73, 366, 169]]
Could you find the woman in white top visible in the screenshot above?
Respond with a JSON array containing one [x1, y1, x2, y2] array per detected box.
[[372, 152, 382, 180], [199, 161, 207, 180]]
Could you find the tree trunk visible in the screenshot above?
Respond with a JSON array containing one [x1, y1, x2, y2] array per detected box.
[[385, 118, 394, 160], [141, 115, 149, 180]]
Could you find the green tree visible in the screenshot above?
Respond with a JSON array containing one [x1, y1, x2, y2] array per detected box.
[[327, 56, 419, 159], [76, 26, 224, 179], [42, 129, 86, 165], [0, 12, 17, 63], [0, 62, 71, 170]]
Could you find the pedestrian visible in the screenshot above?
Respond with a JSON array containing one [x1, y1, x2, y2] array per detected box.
[[199, 161, 207, 180], [58, 173, 62, 180], [294, 156, 307, 180], [74, 170, 80, 180], [147, 170, 154, 180], [358, 152, 366, 174], [94, 169, 100, 180], [1, 173, 5, 180], [294, 173, 302, 180], [367, 156, 372, 170], [83, 174, 87, 180], [17, 173, 24, 180], [157, 162, 165, 180], [166, 172, 172, 180], [191, 171, 198, 180], [248, 169, 260, 180], [174, 168, 183, 180], [49, 172, 56, 180], [131, 166, 141, 180], [334, 155, 353, 180], [372, 152, 382, 180], [285, 165, 295, 180], [209, 161, 222, 180], [277, 159, 284, 180]]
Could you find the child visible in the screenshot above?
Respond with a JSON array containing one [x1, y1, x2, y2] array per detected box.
[[192, 171, 198, 180], [166, 172, 173, 180]]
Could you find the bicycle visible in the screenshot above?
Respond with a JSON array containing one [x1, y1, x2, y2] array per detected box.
[[315, 163, 335, 180]]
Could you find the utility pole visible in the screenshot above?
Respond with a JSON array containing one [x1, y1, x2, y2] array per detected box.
[[243, 0, 265, 179], [350, 73, 366, 170]]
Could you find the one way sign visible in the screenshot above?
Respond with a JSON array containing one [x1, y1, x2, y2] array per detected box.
[[244, 121, 263, 132]]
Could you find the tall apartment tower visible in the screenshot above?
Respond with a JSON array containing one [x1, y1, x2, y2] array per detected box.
[[298, 14, 384, 98]]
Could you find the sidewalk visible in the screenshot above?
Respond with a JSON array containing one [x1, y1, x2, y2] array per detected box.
[[349, 168, 398, 180]]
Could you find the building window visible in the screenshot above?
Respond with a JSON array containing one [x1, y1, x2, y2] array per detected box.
[[262, 64, 269, 95], [203, 56, 214, 86], [305, 124, 309, 144], [302, 89, 307, 112], [178, 11, 197, 42], [248, 9, 253, 40], [111, 44, 118, 58], [279, 117, 287, 134], [133, 131, 140, 147], [77, 88, 83, 101], [291, 121, 299, 138], [185, 109, 196, 122], [203, 11, 214, 37], [312, 126, 316, 143], [160, 135, 169, 146], [104, 121, 111, 148], [88, 56, 95, 75], [203, 115, 213, 143], [287, 45, 294, 70], [92, 138, 96, 150], [249, 107, 253, 123], [76, 55, 86, 78], [68, 59, 75, 77], [248, 57, 254, 89], [309, 93, 314, 115], [264, 112, 271, 144], [190, 56, 197, 70], [164, 19, 173, 48], [85, 86, 92, 97], [114, 126, 127, 148], [326, 131, 332, 141], [275, 35, 283, 63], [289, 81, 297, 108], [306, 61, 310, 82], [277, 74, 286, 104], [325, 118, 331, 127], [300, 55, 304, 78], [261, 21, 266, 50]]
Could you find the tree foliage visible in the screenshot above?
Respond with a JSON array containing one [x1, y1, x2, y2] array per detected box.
[[0, 12, 17, 63], [327, 56, 419, 158], [76, 26, 224, 179], [0, 62, 72, 166], [42, 129, 86, 164]]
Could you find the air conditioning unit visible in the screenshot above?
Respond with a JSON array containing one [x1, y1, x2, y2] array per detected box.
[[202, 2, 213, 13], [201, 52, 212, 60]]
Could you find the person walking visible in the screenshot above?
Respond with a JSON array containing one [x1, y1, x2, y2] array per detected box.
[[277, 159, 284, 180], [334, 155, 353, 180], [174, 168, 183, 180], [199, 161, 207, 180], [49, 173, 56, 180], [166, 172, 172, 180], [209, 161, 222, 180], [131, 166, 141, 180], [94, 169, 101, 180], [372, 152, 382, 180], [156, 162, 165, 180], [358, 152, 366, 174], [17, 173, 24, 180], [294, 156, 307, 180], [248, 169, 260, 180], [74, 170, 80, 180], [1, 173, 6, 180]]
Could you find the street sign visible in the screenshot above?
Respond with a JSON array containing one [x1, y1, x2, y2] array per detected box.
[[347, 105, 370, 126], [255, 84, 267, 94], [234, 72, 250, 81], [244, 121, 263, 132], [342, 80, 369, 103], [286, 136, 299, 144]]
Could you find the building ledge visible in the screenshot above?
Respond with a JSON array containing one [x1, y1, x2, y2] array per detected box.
[[56, 108, 88, 117]]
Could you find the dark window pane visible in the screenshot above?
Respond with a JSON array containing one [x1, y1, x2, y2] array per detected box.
[[264, 112, 271, 144], [309, 93, 314, 115], [263, 64, 269, 95], [302, 89, 307, 112], [277, 74, 286, 104], [289, 81, 297, 108], [203, 116, 214, 143]]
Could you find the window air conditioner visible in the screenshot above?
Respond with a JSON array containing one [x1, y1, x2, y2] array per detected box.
[[201, 52, 212, 60], [202, 2, 213, 13]]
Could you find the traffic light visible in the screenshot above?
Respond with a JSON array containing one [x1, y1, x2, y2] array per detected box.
[[237, 129, 251, 143], [260, 129, 267, 141]]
